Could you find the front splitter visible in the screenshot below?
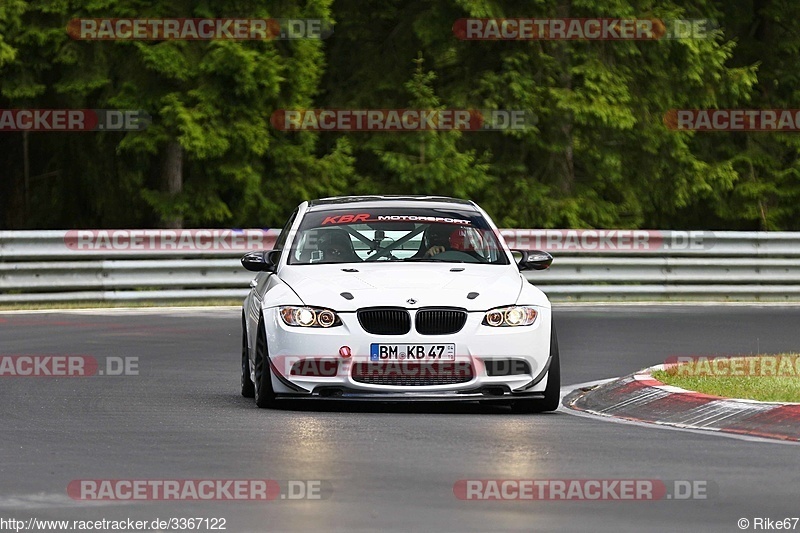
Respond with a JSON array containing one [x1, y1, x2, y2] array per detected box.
[[276, 391, 546, 402]]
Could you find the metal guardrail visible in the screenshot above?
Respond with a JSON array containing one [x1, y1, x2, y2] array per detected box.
[[1, 229, 800, 303]]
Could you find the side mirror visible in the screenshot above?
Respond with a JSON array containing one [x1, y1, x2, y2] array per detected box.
[[512, 249, 553, 271], [241, 250, 281, 272]]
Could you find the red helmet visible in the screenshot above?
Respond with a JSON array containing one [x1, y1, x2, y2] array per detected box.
[[449, 228, 476, 251]]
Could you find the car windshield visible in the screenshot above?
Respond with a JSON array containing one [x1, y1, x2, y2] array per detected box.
[[287, 207, 509, 265]]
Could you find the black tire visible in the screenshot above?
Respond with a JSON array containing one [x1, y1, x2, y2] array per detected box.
[[511, 321, 561, 413], [241, 314, 255, 398], [253, 316, 277, 409]]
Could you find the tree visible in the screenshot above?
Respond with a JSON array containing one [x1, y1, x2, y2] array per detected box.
[[0, 0, 355, 229]]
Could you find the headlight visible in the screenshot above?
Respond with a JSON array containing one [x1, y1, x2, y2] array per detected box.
[[482, 306, 538, 327], [317, 309, 337, 327], [280, 306, 342, 328]]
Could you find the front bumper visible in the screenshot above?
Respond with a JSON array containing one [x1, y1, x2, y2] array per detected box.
[[262, 305, 553, 397]]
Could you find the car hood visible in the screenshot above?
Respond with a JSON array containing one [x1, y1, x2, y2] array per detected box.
[[277, 263, 531, 311]]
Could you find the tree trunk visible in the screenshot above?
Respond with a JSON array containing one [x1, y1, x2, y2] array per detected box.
[[161, 140, 183, 229], [554, 0, 574, 195]]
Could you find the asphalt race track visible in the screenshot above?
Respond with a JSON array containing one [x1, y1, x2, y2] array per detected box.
[[1, 305, 799, 532]]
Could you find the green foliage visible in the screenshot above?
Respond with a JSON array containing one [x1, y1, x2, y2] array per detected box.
[[0, 0, 797, 230], [365, 57, 493, 200]]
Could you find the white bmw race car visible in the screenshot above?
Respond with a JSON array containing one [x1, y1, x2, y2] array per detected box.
[[240, 196, 559, 412]]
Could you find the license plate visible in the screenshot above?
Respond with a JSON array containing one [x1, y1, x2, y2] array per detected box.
[[370, 343, 456, 361]]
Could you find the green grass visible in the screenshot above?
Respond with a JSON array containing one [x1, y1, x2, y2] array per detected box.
[[0, 299, 242, 311], [652, 354, 800, 403]]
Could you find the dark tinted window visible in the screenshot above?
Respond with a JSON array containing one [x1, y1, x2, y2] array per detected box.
[[287, 207, 509, 265], [273, 208, 298, 251]]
